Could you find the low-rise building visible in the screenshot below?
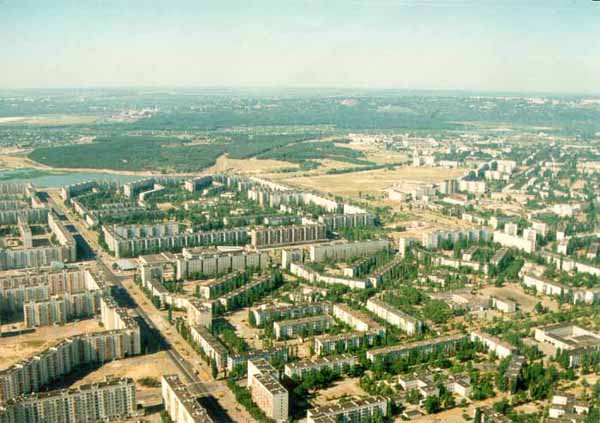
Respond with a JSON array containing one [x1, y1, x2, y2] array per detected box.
[[306, 396, 388, 423], [284, 355, 358, 379], [273, 315, 333, 340], [470, 331, 516, 359]]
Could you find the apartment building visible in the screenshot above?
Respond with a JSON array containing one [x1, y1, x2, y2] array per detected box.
[[318, 213, 375, 230], [284, 355, 358, 379], [176, 248, 269, 280], [421, 228, 490, 250], [366, 335, 468, 362], [306, 396, 388, 423], [493, 228, 536, 254], [470, 331, 516, 359], [189, 325, 228, 371], [0, 377, 136, 423], [313, 331, 380, 355], [0, 213, 77, 270], [186, 298, 212, 328], [249, 224, 327, 248], [161, 374, 214, 423], [217, 276, 273, 310], [289, 262, 371, 290], [332, 303, 386, 336], [251, 302, 331, 327], [309, 239, 390, 263], [226, 347, 289, 372], [247, 359, 288, 423], [366, 298, 422, 336], [273, 315, 333, 339], [196, 271, 248, 300], [103, 223, 247, 258], [184, 176, 213, 193], [23, 291, 99, 327]]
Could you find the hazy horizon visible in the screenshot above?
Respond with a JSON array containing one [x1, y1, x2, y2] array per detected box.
[[2, 0, 600, 93]]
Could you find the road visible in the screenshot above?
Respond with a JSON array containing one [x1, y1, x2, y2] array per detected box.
[[46, 189, 256, 423]]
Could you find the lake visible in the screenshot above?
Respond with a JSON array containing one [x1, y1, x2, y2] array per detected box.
[[0, 168, 141, 188]]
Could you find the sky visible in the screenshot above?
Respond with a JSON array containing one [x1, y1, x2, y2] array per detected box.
[[1, 0, 599, 93]]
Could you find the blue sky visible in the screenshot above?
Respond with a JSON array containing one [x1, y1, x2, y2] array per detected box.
[[1, 0, 599, 92]]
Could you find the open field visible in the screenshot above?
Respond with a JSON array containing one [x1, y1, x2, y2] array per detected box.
[[225, 308, 263, 350], [72, 351, 182, 406], [279, 166, 465, 198], [311, 377, 367, 406], [206, 153, 298, 174], [0, 319, 103, 367], [343, 142, 408, 164], [0, 115, 99, 126]]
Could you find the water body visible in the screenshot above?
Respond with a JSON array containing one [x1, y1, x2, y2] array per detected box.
[[0, 168, 141, 188]]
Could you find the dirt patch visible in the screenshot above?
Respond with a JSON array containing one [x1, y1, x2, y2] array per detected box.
[[280, 166, 464, 198], [0, 319, 104, 368]]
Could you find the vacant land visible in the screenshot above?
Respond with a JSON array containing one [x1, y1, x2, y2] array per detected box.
[[72, 351, 182, 406], [311, 377, 367, 406], [0, 115, 99, 126], [279, 166, 465, 197], [207, 153, 299, 174], [0, 319, 103, 367]]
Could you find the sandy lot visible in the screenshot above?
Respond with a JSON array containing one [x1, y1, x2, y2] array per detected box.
[[207, 154, 298, 174], [0, 319, 103, 367], [281, 166, 465, 198], [72, 351, 182, 406], [225, 308, 264, 350], [311, 377, 367, 406]]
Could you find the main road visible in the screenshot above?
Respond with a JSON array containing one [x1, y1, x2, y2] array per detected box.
[[46, 189, 256, 423]]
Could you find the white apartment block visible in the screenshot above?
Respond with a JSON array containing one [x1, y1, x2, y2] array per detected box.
[[366, 298, 422, 335], [189, 325, 228, 371], [332, 303, 386, 336], [313, 331, 380, 355], [470, 331, 516, 359], [309, 239, 390, 263], [0, 377, 136, 423], [161, 374, 214, 423], [493, 230, 536, 253], [284, 355, 358, 379], [247, 359, 288, 423], [306, 396, 388, 423], [273, 315, 333, 339]]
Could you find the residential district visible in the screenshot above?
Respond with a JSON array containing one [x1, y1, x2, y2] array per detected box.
[[0, 138, 599, 423]]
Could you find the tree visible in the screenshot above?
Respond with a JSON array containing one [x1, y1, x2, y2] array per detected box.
[[211, 359, 218, 379], [424, 396, 441, 414], [168, 305, 173, 323]]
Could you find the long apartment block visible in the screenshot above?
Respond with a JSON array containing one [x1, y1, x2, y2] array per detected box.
[[284, 354, 358, 379], [161, 374, 214, 423], [189, 325, 228, 371], [366, 334, 468, 362], [251, 301, 331, 327], [0, 376, 136, 423], [332, 303, 386, 336], [250, 224, 327, 248], [306, 396, 388, 423], [176, 247, 270, 280], [309, 239, 390, 263], [273, 315, 333, 340], [366, 298, 422, 336], [313, 331, 380, 355], [102, 223, 248, 258]]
